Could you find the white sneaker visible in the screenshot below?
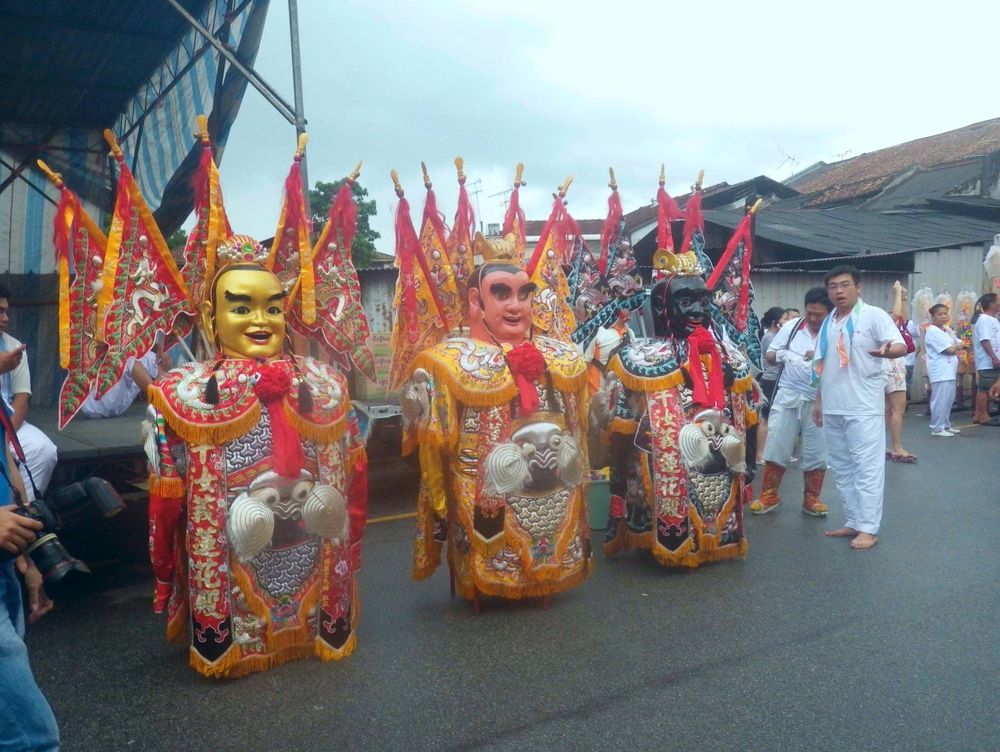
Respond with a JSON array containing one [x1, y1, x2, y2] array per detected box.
[[946, 428, 960, 434], [931, 430, 953, 437]]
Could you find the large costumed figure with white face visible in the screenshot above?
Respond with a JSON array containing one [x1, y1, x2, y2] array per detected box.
[[392, 166, 591, 610], [590, 170, 760, 568], [45, 123, 372, 678]]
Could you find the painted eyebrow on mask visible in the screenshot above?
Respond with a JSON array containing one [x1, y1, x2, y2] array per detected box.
[[489, 283, 512, 296], [520, 283, 538, 294], [223, 291, 252, 303], [268, 290, 289, 302]]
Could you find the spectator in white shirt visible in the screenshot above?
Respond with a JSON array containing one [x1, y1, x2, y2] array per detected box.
[[970, 293, 1000, 424], [924, 303, 965, 436], [750, 287, 833, 517], [811, 266, 906, 551], [0, 286, 58, 502]]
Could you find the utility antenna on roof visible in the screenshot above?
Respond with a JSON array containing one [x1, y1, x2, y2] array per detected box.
[[834, 149, 853, 160], [489, 186, 514, 212], [467, 178, 484, 232], [773, 146, 800, 180]]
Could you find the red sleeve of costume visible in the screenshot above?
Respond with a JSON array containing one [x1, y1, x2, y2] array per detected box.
[[347, 446, 368, 571], [148, 421, 185, 613]]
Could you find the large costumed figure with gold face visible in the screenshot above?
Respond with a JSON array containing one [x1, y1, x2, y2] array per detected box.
[[590, 169, 760, 568], [391, 166, 591, 610], [44, 122, 372, 678]]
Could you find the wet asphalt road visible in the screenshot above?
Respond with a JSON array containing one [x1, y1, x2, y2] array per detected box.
[[25, 412, 1000, 751]]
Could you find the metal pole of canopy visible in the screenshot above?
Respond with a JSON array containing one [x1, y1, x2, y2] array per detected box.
[[288, 0, 309, 216], [163, 0, 297, 125]]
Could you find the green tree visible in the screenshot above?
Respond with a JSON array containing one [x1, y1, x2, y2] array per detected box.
[[309, 179, 380, 269], [166, 228, 188, 251]]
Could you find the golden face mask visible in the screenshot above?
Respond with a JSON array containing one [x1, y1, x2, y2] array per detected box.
[[211, 267, 287, 359]]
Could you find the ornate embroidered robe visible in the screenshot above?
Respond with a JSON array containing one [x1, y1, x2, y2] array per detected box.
[[405, 336, 593, 600], [603, 335, 757, 567], [145, 356, 367, 678]]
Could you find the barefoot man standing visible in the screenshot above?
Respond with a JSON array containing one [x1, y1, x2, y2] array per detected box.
[[811, 266, 906, 550]]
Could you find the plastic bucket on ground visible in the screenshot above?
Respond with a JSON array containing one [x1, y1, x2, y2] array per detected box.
[[587, 479, 611, 531]]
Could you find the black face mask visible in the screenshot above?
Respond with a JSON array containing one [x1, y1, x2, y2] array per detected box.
[[651, 276, 712, 339]]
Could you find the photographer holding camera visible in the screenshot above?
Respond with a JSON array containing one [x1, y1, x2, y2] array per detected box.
[[0, 420, 60, 750]]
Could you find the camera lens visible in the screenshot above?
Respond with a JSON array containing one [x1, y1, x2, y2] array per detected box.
[[24, 534, 91, 588]]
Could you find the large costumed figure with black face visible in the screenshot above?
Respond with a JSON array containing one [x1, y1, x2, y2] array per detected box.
[[392, 165, 591, 610], [45, 122, 372, 677], [591, 169, 760, 568]]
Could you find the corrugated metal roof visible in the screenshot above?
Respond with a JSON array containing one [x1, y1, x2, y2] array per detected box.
[[862, 161, 981, 211], [705, 205, 1000, 257], [794, 118, 1000, 207]]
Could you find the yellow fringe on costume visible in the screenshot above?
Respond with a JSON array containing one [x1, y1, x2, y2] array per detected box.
[[314, 589, 360, 662], [230, 564, 320, 650], [148, 387, 261, 446], [283, 403, 347, 444], [607, 362, 685, 393], [149, 474, 185, 497], [190, 644, 242, 678], [348, 445, 367, 468], [411, 351, 519, 408], [195, 643, 313, 679], [603, 519, 654, 558], [453, 558, 593, 601], [732, 372, 754, 393]]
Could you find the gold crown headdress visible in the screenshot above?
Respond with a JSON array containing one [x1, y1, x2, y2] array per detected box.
[[651, 164, 704, 279], [472, 232, 519, 265], [652, 248, 705, 277], [217, 234, 271, 267]]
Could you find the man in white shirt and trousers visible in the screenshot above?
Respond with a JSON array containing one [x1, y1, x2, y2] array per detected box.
[[923, 304, 964, 436], [750, 287, 834, 517], [811, 266, 906, 550]]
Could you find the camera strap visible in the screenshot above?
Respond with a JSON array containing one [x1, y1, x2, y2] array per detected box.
[[0, 400, 41, 503]]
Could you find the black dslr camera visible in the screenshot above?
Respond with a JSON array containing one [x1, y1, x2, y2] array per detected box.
[[1, 478, 126, 588]]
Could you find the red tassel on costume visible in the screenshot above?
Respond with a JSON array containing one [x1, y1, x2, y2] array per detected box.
[[506, 342, 546, 415], [686, 327, 725, 410], [149, 491, 184, 612], [706, 211, 755, 332], [738, 229, 753, 331], [503, 183, 527, 247], [657, 184, 683, 251], [331, 181, 358, 251], [599, 188, 623, 275], [422, 183, 449, 252], [347, 450, 368, 571], [681, 189, 703, 253], [556, 208, 581, 266], [283, 160, 311, 243], [254, 362, 305, 479]]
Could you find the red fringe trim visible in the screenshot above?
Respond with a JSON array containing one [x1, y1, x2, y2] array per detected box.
[[502, 185, 527, 247], [454, 182, 475, 247], [681, 188, 703, 253], [599, 189, 623, 275], [331, 182, 358, 251], [657, 185, 682, 250], [423, 185, 449, 253]]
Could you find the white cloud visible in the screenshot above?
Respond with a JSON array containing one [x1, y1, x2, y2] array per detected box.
[[216, 0, 1000, 250]]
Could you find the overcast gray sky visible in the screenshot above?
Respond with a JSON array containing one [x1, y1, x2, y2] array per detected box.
[[214, 0, 1000, 252]]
